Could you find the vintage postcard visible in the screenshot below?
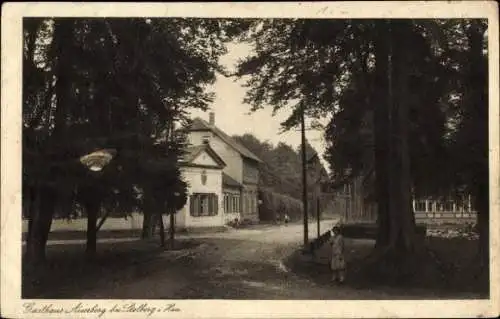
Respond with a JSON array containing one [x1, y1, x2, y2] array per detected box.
[[1, 1, 499, 318]]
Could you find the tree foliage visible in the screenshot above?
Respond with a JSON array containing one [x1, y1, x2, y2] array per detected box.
[[232, 18, 489, 277], [23, 17, 237, 261], [233, 133, 325, 199]]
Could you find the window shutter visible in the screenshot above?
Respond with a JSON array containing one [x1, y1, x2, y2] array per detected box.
[[195, 196, 198, 216], [214, 194, 219, 215], [200, 195, 205, 216], [197, 195, 201, 216], [209, 194, 213, 215], [190, 195, 195, 216]]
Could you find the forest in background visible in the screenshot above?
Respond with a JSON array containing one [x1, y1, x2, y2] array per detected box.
[[233, 133, 324, 198], [233, 133, 330, 221]]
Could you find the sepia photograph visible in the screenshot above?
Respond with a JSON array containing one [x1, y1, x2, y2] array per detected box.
[[1, 2, 499, 318]]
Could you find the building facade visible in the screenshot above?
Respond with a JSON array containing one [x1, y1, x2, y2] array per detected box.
[[173, 113, 262, 229], [175, 144, 226, 228], [340, 172, 477, 225]]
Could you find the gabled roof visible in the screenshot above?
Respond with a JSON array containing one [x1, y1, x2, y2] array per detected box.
[[188, 118, 263, 163], [180, 144, 226, 168], [222, 172, 242, 188]]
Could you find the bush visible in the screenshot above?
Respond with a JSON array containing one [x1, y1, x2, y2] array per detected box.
[[258, 189, 303, 222], [340, 223, 427, 240]]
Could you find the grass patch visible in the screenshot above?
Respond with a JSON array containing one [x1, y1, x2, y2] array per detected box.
[[285, 236, 488, 299], [22, 239, 202, 298], [22, 229, 143, 242], [339, 223, 427, 240]]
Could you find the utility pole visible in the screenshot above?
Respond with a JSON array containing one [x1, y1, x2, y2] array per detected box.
[[169, 206, 175, 249], [301, 107, 309, 250], [317, 197, 320, 239], [169, 119, 176, 250]]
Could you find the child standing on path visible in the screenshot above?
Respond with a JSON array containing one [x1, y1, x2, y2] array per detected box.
[[330, 225, 346, 283]]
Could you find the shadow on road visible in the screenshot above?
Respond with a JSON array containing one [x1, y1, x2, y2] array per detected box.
[[283, 237, 489, 300], [22, 239, 202, 299]]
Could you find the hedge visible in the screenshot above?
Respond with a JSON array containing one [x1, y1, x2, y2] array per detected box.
[[258, 188, 303, 222]]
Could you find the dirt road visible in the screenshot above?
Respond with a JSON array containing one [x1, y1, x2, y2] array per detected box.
[[71, 220, 391, 299]]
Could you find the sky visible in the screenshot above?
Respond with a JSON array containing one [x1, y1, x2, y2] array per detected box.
[[188, 42, 331, 171]]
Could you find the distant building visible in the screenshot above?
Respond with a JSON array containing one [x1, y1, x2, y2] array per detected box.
[[338, 170, 477, 225], [173, 112, 262, 229]]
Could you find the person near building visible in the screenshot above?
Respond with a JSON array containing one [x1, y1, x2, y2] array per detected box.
[[329, 224, 346, 283]]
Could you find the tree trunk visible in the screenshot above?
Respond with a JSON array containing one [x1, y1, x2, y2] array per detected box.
[[141, 211, 154, 239], [25, 187, 56, 265], [476, 186, 489, 270], [387, 20, 416, 252], [366, 21, 418, 282], [373, 20, 391, 248], [169, 207, 175, 249], [159, 212, 165, 248], [84, 195, 101, 257], [391, 22, 415, 252], [51, 19, 74, 141], [96, 208, 110, 232], [300, 107, 309, 249], [141, 192, 157, 239], [467, 20, 488, 272]]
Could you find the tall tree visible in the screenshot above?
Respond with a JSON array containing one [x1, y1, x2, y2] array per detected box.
[[232, 18, 488, 280], [22, 17, 238, 261], [445, 20, 489, 267], [372, 20, 391, 247], [386, 20, 416, 264]]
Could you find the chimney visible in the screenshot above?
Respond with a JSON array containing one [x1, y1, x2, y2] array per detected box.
[[209, 112, 215, 126]]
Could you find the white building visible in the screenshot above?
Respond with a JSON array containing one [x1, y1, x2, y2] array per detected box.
[[173, 112, 262, 229]]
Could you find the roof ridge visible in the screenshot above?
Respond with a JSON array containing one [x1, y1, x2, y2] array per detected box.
[[181, 143, 226, 168], [189, 117, 262, 163]]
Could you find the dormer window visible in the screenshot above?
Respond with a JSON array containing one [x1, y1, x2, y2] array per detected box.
[[202, 135, 210, 145]]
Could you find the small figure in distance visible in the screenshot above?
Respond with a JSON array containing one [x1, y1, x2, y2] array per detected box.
[[284, 213, 290, 225]]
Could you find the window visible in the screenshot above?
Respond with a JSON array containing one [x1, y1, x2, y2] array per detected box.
[[232, 196, 238, 212], [244, 195, 249, 213], [223, 194, 240, 214], [224, 194, 230, 213], [190, 193, 218, 217], [414, 201, 426, 212], [436, 202, 445, 211], [249, 192, 255, 213], [469, 202, 475, 211], [202, 135, 210, 145], [344, 184, 351, 195], [444, 201, 454, 211]]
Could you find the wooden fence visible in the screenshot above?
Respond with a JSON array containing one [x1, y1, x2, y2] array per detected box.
[[414, 210, 477, 224], [413, 199, 477, 224], [327, 195, 478, 225]]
